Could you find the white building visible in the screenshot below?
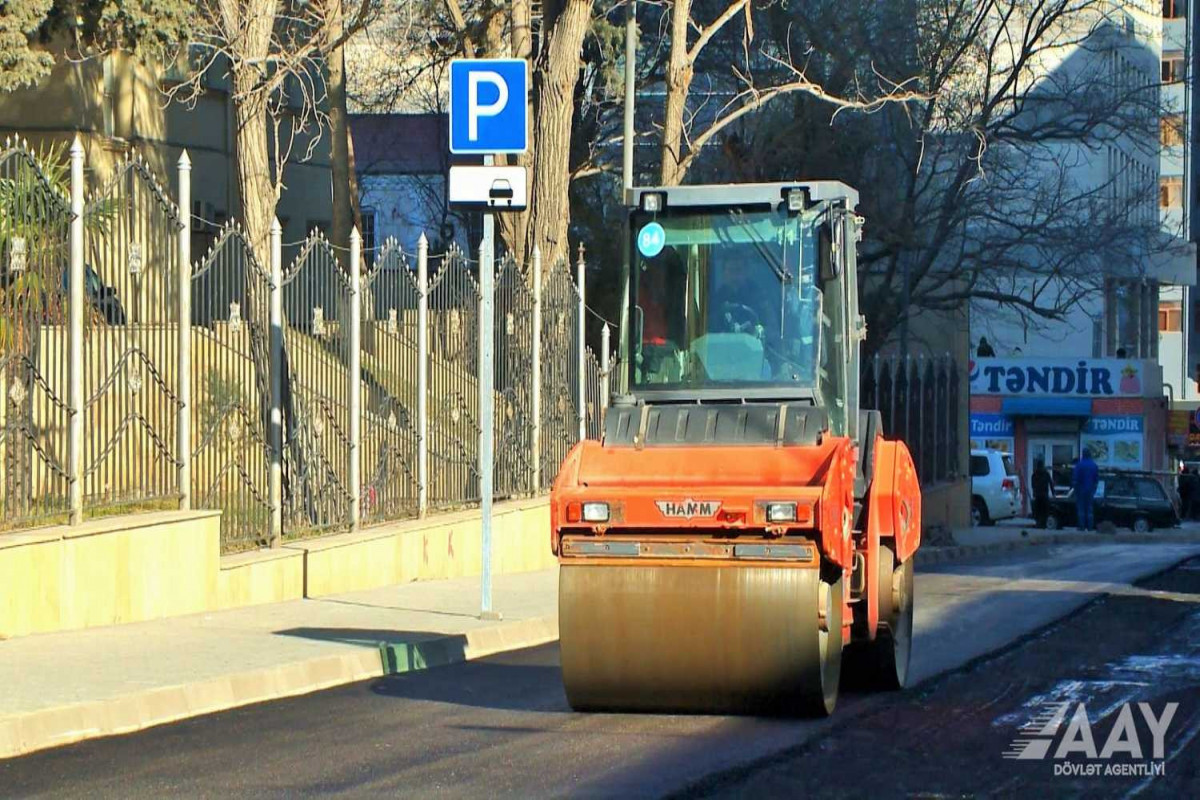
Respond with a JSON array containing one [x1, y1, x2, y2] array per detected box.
[[1157, 0, 1197, 399], [971, 2, 1196, 362]]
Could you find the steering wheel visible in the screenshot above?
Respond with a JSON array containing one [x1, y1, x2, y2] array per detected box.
[[720, 302, 761, 334]]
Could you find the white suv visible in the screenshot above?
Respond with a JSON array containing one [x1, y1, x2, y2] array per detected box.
[[970, 449, 1021, 526]]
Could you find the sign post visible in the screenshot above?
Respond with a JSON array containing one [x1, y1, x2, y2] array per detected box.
[[449, 59, 529, 620]]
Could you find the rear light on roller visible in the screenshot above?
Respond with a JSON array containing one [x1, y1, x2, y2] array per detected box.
[[566, 502, 581, 523]]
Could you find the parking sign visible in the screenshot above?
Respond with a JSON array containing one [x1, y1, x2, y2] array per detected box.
[[449, 59, 528, 155]]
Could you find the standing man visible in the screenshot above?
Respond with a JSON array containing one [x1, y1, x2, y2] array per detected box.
[[1072, 448, 1100, 531], [1031, 459, 1052, 529]]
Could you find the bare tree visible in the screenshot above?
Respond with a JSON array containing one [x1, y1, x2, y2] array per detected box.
[[170, 0, 382, 261], [656, 0, 925, 186], [696, 0, 1181, 354]]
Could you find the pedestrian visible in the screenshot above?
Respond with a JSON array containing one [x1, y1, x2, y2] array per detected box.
[[976, 336, 995, 357], [1072, 448, 1100, 531], [1179, 468, 1194, 521], [1031, 459, 1052, 529], [1187, 468, 1200, 521]]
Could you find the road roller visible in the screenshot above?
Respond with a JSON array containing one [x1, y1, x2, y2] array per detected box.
[[550, 181, 922, 716]]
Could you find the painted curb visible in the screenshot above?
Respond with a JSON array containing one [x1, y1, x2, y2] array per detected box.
[[0, 616, 559, 761]]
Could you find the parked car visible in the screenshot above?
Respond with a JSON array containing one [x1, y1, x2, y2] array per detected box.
[[1046, 472, 1180, 533], [970, 448, 1021, 526]]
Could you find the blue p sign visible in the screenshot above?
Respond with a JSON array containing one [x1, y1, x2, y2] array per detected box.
[[450, 59, 528, 155]]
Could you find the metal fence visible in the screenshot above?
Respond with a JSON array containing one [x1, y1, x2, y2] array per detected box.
[[0, 137, 615, 549], [860, 354, 961, 485], [0, 141, 71, 527]]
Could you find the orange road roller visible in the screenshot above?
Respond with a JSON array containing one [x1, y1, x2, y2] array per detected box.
[[551, 182, 921, 715]]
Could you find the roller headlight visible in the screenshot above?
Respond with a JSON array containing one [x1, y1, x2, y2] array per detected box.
[[582, 502, 611, 523], [765, 501, 797, 523]]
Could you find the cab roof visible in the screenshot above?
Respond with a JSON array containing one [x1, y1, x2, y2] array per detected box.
[[625, 181, 859, 211]]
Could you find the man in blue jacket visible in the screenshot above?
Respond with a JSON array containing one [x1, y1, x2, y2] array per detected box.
[[1072, 449, 1100, 531]]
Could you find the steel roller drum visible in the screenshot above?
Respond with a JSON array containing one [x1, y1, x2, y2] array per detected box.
[[559, 563, 837, 715]]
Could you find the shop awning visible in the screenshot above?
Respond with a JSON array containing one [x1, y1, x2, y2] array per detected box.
[[1001, 397, 1092, 417]]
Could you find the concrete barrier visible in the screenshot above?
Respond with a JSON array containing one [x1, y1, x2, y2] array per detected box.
[[0, 498, 554, 638], [0, 511, 221, 638], [293, 498, 553, 597]]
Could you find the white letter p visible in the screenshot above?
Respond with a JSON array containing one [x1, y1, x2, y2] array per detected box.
[[468, 71, 508, 141]]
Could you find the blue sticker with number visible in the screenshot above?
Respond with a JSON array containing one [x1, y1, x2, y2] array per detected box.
[[637, 222, 666, 258]]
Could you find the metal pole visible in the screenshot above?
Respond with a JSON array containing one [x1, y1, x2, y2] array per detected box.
[[600, 323, 611, 424], [531, 246, 542, 492], [177, 150, 192, 510], [68, 136, 85, 525], [577, 246, 587, 442], [269, 218, 284, 546], [348, 227, 362, 531], [622, 0, 637, 192], [479, 179, 499, 619], [417, 233, 429, 517]]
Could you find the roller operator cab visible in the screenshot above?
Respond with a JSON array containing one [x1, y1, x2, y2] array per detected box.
[[551, 182, 922, 716]]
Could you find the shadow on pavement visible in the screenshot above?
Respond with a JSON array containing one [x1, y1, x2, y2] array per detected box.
[[370, 647, 569, 713]]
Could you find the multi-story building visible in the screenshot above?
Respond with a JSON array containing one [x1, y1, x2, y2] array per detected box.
[[969, 3, 1195, 486], [1157, 0, 1197, 399], [0, 51, 333, 254]]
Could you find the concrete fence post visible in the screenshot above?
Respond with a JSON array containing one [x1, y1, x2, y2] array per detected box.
[[177, 150, 192, 510], [576, 245, 586, 443], [67, 136, 85, 525], [348, 228, 362, 531], [531, 246, 542, 492], [268, 218, 284, 547], [417, 233, 429, 517]]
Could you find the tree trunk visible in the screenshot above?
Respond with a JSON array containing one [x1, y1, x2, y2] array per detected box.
[[498, 0, 533, 267], [231, 69, 277, 267], [660, 0, 693, 187], [525, 0, 592, 273], [328, 0, 355, 257]]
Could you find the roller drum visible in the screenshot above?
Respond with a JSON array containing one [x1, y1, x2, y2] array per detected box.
[[559, 563, 840, 715]]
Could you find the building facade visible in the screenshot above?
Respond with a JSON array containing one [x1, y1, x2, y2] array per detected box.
[[0, 51, 333, 254], [1156, 0, 1197, 400], [970, 356, 1169, 505]]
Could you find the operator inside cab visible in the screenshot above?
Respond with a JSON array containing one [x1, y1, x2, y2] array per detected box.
[[630, 205, 826, 390]]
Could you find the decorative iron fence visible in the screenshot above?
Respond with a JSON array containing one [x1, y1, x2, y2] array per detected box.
[[0, 141, 71, 527], [861, 354, 961, 485], [0, 138, 620, 550], [190, 224, 273, 549], [82, 156, 183, 511]]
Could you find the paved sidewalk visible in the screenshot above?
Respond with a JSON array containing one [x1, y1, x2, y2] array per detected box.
[[0, 569, 558, 759]]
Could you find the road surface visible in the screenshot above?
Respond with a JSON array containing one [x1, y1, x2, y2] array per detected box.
[[2, 543, 1197, 798]]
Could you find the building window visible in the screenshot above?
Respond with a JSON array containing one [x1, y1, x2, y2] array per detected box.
[[1163, 0, 1186, 18], [1160, 177, 1184, 209], [1162, 114, 1185, 147], [1163, 54, 1185, 83], [1160, 302, 1182, 332]]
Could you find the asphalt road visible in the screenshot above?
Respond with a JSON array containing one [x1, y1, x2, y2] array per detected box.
[[3, 543, 1198, 799], [688, 558, 1200, 798]]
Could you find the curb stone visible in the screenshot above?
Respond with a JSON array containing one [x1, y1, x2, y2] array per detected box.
[[0, 616, 558, 761]]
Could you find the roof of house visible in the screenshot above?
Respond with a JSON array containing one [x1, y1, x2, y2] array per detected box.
[[350, 113, 481, 175]]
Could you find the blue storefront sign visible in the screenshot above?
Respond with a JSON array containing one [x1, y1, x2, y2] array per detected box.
[[970, 414, 1015, 438]]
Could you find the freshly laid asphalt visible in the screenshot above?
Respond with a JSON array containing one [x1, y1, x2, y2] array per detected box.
[[3, 542, 1198, 798]]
